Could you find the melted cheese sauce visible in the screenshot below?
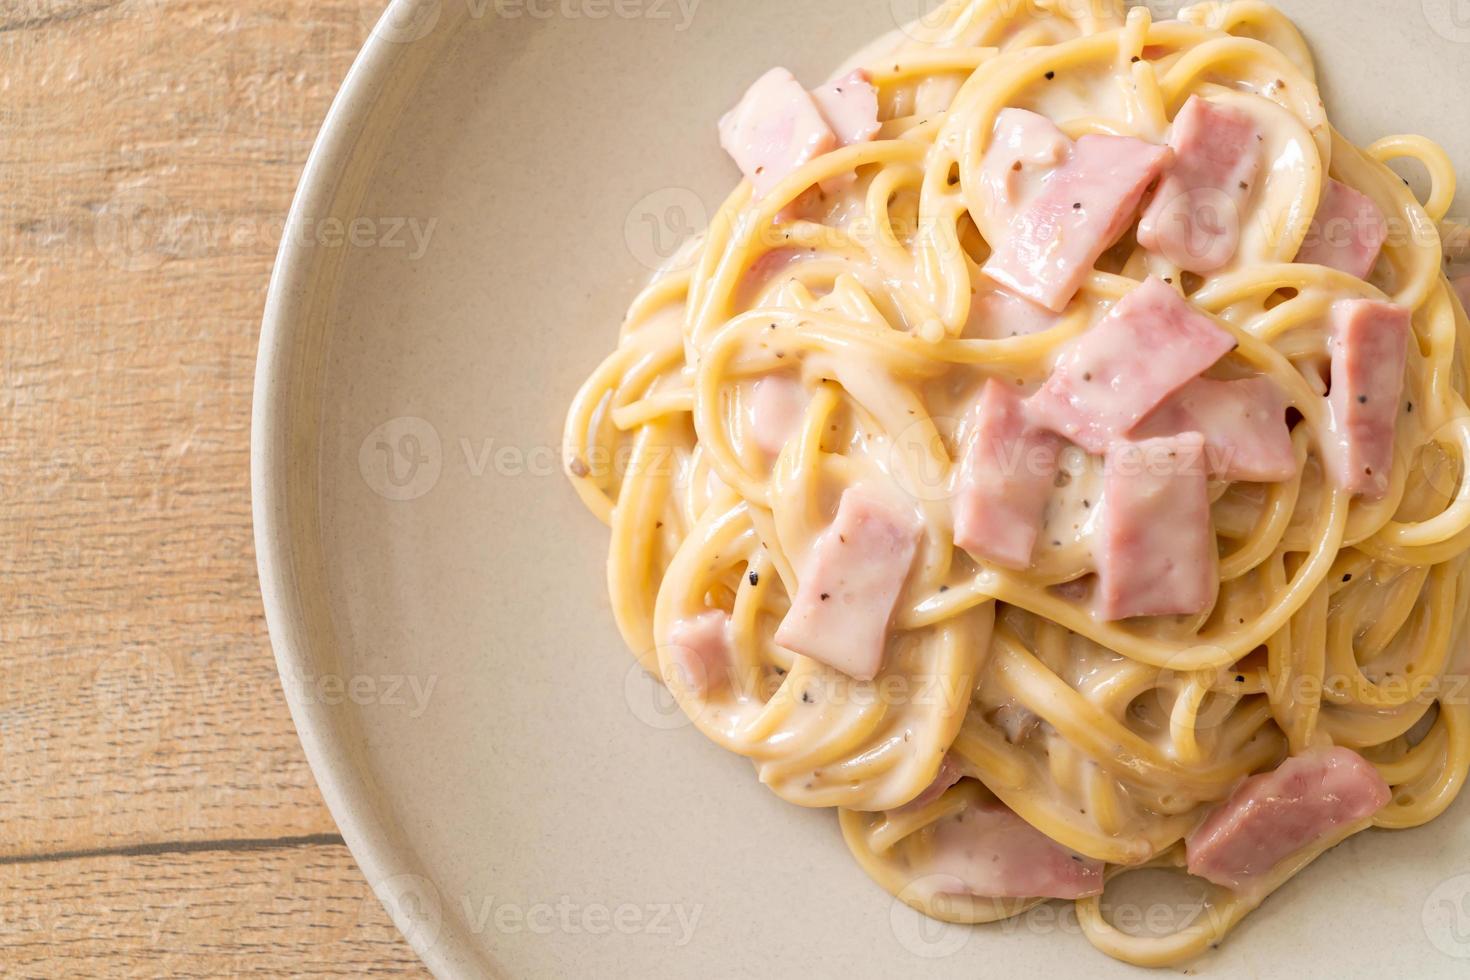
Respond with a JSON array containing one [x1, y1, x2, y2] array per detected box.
[[564, 0, 1470, 966]]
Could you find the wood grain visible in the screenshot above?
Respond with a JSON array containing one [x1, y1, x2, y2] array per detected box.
[[0, 0, 426, 972], [0, 842, 425, 976]]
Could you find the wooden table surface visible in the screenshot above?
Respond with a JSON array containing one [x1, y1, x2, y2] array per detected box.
[[1, 0, 427, 973]]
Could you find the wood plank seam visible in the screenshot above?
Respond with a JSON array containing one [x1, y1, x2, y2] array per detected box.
[[0, 833, 347, 868]]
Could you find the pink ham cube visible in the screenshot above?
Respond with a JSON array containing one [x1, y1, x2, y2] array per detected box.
[[1135, 376, 1296, 483], [1098, 433, 1218, 620], [979, 108, 1071, 216], [954, 379, 1063, 569], [1296, 179, 1388, 280], [965, 283, 1060, 339], [1322, 299, 1411, 500], [1026, 277, 1237, 455], [922, 799, 1104, 900], [775, 489, 921, 681], [1186, 748, 1391, 890], [718, 68, 837, 199], [1138, 95, 1264, 272], [718, 67, 881, 201], [748, 375, 807, 456], [665, 611, 732, 699], [983, 132, 1172, 312], [810, 70, 881, 146]]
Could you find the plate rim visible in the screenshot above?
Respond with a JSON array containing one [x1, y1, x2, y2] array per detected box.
[[248, 3, 1470, 976], [250, 2, 486, 976]]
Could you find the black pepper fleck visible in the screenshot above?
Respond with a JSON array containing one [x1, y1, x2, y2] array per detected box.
[[1343, 574, 1353, 583], [820, 593, 831, 601], [749, 570, 759, 587], [1045, 71, 1056, 80]]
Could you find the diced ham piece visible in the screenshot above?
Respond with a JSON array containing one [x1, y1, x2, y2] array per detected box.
[[895, 754, 965, 814], [923, 800, 1104, 900], [719, 68, 837, 199], [1296, 179, 1388, 280], [1138, 96, 1264, 272], [954, 380, 1062, 569], [964, 283, 1060, 339], [810, 70, 881, 146], [665, 611, 732, 699], [1135, 377, 1296, 483], [775, 489, 921, 681], [748, 375, 807, 456], [1098, 433, 1218, 620], [979, 108, 1071, 217], [983, 131, 1172, 312], [1026, 277, 1237, 454], [1323, 300, 1411, 500], [1186, 748, 1391, 890]]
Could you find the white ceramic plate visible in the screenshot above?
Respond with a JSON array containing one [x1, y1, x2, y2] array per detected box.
[[253, 1, 1470, 975]]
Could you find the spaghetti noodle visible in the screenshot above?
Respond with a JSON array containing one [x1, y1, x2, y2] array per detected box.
[[563, 0, 1470, 965]]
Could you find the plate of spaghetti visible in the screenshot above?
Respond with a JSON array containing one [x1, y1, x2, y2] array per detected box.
[[256, 0, 1470, 974]]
